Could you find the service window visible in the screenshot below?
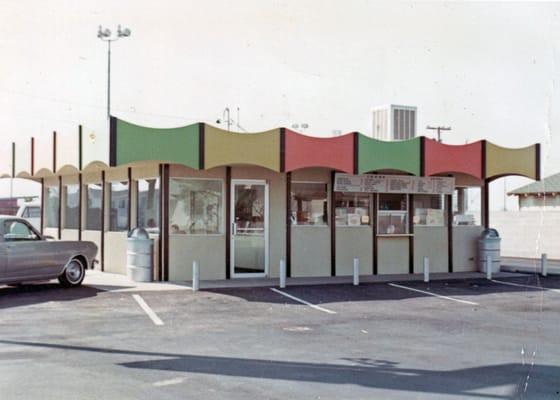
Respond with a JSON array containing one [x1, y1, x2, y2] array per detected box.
[[452, 187, 482, 226], [413, 194, 446, 226], [64, 185, 80, 229], [378, 193, 408, 234], [169, 178, 223, 235], [334, 192, 371, 226], [45, 186, 59, 228], [109, 181, 129, 232], [85, 184, 102, 230], [137, 178, 160, 233], [291, 183, 328, 226]]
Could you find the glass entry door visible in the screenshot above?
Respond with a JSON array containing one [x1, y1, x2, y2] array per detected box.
[[231, 180, 268, 278]]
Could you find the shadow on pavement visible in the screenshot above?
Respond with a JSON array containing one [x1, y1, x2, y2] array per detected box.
[[0, 339, 557, 398], [202, 275, 557, 306], [0, 283, 102, 310]]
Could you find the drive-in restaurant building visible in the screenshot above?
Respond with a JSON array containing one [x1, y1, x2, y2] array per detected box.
[[0, 117, 541, 281]]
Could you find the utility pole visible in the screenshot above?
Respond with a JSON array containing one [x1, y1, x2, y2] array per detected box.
[[426, 126, 451, 143]]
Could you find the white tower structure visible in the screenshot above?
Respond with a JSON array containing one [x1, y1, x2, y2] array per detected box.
[[372, 105, 417, 141]]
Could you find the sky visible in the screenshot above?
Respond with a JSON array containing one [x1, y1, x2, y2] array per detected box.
[[1, 0, 559, 210]]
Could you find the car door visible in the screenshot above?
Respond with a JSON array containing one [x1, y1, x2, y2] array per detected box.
[[2, 219, 60, 280]]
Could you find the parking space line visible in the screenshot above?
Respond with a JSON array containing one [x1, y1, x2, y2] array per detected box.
[[491, 279, 560, 293], [132, 294, 164, 326], [270, 288, 337, 314], [388, 283, 479, 306]]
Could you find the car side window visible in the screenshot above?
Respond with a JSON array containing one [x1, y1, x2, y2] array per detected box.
[[3, 221, 39, 242]]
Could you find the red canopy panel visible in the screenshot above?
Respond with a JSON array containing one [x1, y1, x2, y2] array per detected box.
[[424, 139, 483, 179], [284, 130, 355, 173]]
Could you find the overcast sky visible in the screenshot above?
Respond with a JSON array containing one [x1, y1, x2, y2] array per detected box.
[[1, 0, 559, 209]]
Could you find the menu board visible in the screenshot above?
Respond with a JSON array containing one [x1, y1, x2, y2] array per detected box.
[[334, 173, 455, 195]]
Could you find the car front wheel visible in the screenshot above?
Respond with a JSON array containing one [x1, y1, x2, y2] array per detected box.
[[58, 258, 85, 288]]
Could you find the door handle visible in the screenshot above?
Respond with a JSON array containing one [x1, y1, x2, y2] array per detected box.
[[231, 222, 237, 235]]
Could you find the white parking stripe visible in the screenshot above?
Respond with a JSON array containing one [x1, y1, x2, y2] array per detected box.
[[132, 294, 164, 326], [388, 283, 479, 306], [271, 288, 337, 314], [491, 279, 560, 293]]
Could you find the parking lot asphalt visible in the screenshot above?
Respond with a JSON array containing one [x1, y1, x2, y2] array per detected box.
[[0, 274, 559, 399]]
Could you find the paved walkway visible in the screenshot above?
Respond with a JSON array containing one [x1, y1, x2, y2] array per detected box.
[[84, 269, 525, 292]]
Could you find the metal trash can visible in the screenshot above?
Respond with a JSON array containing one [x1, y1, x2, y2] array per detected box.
[[478, 228, 501, 273], [127, 228, 153, 282]]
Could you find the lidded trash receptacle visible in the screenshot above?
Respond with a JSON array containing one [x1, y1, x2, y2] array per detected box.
[[478, 228, 501, 273], [127, 228, 153, 282]]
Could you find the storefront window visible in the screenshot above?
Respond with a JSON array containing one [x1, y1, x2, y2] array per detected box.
[[334, 192, 371, 226], [137, 178, 160, 234], [85, 184, 102, 231], [413, 194, 446, 226], [378, 193, 408, 234], [64, 185, 80, 229], [109, 181, 129, 232], [291, 182, 328, 226], [453, 187, 482, 226], [169, 178, 223, 234], [45, 186, 59, 228]]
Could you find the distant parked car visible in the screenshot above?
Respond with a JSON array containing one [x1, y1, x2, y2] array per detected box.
[[0, 216, 97, 288], [16, 201, 41, 231]]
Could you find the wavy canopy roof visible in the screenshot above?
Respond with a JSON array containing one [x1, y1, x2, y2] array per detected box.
[[3, 117, 541, 183]]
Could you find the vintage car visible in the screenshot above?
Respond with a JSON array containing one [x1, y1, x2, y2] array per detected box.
[[0, 216, 97, 288]]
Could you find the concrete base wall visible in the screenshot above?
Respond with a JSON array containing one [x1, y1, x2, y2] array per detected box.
[[453, 226, 483, 272], [104, 232, 127, 274], [336, 227, 373, 276], [414, 226, 448, 273], [378, 236, 409, 274]]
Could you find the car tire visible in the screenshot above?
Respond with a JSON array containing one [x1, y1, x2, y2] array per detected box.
[[58, 258, 86, 288]]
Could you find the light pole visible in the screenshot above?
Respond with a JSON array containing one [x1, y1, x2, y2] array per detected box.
[[426, 125, 451, 143], [97, 25, 131, 120]]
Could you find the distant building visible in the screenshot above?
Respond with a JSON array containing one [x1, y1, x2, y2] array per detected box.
[[509, 172, 560, 210], [372, 104, 417, 140]]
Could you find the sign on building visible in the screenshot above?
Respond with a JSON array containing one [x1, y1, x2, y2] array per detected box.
[[334, 173, 455, 195]]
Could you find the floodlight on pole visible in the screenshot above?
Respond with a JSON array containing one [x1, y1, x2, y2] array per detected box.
[[97, 25, 132, 121]]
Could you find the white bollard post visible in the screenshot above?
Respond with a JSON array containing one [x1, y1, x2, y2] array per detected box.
[[486, 254, 492, 280], [541, 253, 548, 277], [192, 260, 200, 292], [423, 256, 429, 283], [279, 258, 286, 289], [353, 257, 359, 286]]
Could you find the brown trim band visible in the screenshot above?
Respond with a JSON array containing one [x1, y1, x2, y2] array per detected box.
[[40, 178, 44, 235], [127, 167, 132, 232], [373, 193, 378, 275], [285, 171, 291, 277], [280, 127, 286, 173], [57, 176, 62, 240], [162, 164, 170, 281], [53, 131, 57, 173], [225, 166, 231, 279], [100, 170, 106, 272], [408, 194, 414, 274], [353, 132, 359, 175], [199, 123, 205, 170], [330, 171, 336, 276], [446, 193, 453, 272], [78, 125, 83, 171], [420, 136, 426, 177], [78, 173, 82, 241], [109, 117, 117, 167], [535, 143, 541, 181]]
